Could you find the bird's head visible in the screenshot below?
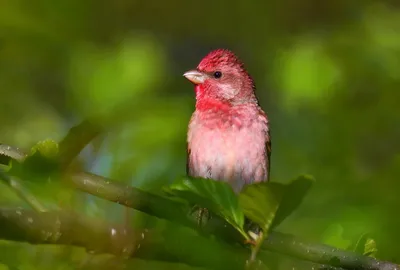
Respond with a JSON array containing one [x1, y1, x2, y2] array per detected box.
[[184, 49, 257, 109]]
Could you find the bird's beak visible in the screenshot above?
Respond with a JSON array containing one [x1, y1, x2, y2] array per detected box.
[[183, 70, 207, 84]]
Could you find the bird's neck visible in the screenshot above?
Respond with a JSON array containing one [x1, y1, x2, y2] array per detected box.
[[195, 97, 232, 112], [194, 98, 261, 130]]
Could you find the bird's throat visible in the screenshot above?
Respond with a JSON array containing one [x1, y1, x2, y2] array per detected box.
[[195, 98, 231, 112]]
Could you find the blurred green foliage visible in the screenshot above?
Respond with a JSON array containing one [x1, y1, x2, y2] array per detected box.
[[0, 0, 399, 269]]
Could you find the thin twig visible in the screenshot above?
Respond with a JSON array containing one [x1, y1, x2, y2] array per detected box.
[[0, 171, 47, 212], [58, 120, 102, 169], [0, 144, 46, 212]]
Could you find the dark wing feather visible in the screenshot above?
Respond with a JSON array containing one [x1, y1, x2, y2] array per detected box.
[[265, 127, 271, 181], [186, 144, 192, 176]]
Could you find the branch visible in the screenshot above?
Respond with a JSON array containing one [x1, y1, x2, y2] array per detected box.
[[0, 208, 138, 256], [266, 232, 399, 270], [57, 120, 102, 169], [0, 144, 399, 270], [65, 171, 398, 270], [67, 171, 193, 228], [0, 121, 102, 169], [0, 144, 26, 162], [0, 207, 349, 270], [0, 145, 46, 212], [0, 121, 100, 211], [0, 208, 256, 270]]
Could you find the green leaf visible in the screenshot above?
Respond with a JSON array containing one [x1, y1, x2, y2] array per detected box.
[[364, 238, 378, 257], [239, 182, 285, 263], [9, 139, 60, 182], [165, 177, 245, 235], [239, 182, 284, 233], [352, 233, 378, 258], [270, 175, 315, 229], [29, 139, 59, 158]]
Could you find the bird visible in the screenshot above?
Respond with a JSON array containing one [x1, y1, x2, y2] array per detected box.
[[183, 49, 271, 225]]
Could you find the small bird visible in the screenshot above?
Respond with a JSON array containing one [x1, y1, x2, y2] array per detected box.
[[184, 49, 271, 194]]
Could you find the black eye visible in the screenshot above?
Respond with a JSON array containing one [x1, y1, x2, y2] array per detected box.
[[213, 71, 222, 79]]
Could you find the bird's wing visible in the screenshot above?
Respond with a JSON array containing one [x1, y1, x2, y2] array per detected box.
[[258, 107, 271, 182], [186, 144, 192, 175], [265, 127, 271, 181]]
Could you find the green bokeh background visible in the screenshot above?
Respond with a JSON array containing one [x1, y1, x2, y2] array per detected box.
[[0, 0, 399, 269]]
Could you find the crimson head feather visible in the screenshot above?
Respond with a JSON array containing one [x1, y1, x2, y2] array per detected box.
[[183, 49, 257, 109]]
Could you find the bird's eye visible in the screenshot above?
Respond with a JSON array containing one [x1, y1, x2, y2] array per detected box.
[[213, 71, 222, 79]]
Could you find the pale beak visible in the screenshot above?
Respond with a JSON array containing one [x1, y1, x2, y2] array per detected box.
[[183, 70, 207, 84]]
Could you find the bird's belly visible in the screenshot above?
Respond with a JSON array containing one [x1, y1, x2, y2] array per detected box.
[[188, 127, 266, 192]]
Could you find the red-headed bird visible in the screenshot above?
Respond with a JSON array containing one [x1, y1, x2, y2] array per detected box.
[[184, 49, 271, 194]]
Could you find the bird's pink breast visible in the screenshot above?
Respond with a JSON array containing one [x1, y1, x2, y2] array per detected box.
[[187, 105, 269, 193]]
